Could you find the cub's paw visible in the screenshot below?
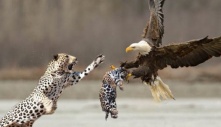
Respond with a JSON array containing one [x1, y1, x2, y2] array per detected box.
[[117, 81, 124, 91], [110, 108, 118, 119], [119, 85, 124, 91]]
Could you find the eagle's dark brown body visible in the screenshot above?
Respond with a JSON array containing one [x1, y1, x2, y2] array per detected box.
[[122, 36, 221, 83], [121, 51, 158, 83], [122, 0, 221, 101]]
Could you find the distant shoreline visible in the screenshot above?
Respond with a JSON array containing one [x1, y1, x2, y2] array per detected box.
[[0, 80, 221, 99]]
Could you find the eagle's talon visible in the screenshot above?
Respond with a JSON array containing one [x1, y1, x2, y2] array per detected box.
[[126, 73, 132, 82], [110, 65, 117, 70]]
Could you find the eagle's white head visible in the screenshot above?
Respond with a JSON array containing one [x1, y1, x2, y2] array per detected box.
[[126, 40, 152, 55]]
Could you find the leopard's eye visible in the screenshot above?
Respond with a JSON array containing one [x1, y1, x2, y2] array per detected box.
[[65, 55, 69, 58]]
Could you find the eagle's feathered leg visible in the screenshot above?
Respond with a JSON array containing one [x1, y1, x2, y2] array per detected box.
[[145, 76, 175, 102]]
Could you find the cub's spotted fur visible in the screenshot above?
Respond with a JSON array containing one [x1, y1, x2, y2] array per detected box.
[[99, 67, 129, 120]]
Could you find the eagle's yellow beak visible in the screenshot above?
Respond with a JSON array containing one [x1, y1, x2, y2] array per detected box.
[[126, 47, 133, 53]]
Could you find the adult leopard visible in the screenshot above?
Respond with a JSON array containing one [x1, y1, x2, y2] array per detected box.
[[0, 53, 105, 127]]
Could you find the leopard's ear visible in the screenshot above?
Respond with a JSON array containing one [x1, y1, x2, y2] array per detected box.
[[53, 54, 59, 61]]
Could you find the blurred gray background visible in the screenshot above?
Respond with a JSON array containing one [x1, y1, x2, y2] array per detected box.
[[0, 1, 221, 126], [0, 0, 220, 68], [0, 0, 220, 94], [0, 0, 220, 99]]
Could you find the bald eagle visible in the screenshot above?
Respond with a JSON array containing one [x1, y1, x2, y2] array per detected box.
[[121, 0, 221, 101]]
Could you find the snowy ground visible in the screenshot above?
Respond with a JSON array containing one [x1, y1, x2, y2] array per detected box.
[[1, 99, 221, 127]]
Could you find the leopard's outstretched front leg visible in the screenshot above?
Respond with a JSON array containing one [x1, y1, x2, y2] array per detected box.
[[68, 54, 105, 85]]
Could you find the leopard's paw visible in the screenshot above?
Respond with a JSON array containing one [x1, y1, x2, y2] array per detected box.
[[94, 54, 105, 67]]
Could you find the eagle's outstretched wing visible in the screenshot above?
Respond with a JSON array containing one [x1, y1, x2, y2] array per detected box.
[[155, 36, 221, 69], [142, 0, 165, 47]]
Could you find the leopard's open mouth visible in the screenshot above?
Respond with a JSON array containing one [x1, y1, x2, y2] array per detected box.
[[68, 61, 78, 70]]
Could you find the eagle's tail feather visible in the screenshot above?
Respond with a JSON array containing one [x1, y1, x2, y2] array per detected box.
[[147, 76, 175, 102]]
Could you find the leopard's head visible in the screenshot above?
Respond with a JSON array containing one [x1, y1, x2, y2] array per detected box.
[[47, 53, 78, 73]]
